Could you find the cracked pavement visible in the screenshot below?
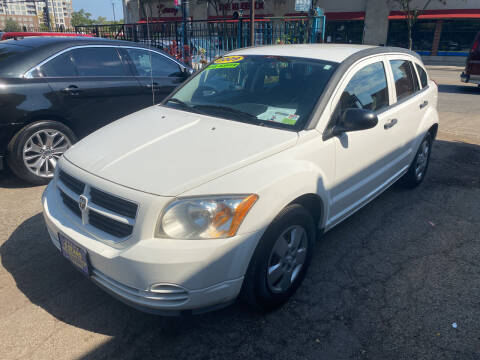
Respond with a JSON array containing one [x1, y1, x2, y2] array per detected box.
[[0, 67, 479, 360]]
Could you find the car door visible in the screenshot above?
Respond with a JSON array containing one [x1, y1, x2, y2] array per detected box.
[[325, 56, 408, 227], [40, 46, 142, 137], [384, 56, 426, 164], [122, 47, 188, 106]]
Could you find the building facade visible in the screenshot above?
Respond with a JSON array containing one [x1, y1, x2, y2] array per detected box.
[[123, 0, 480, 55], [0, 0, 73, 31]]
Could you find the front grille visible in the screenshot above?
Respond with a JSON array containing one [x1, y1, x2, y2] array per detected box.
[[89, 211, 134, 238], [56, 170, 138, 240], [60, 190, 81, 217], [90, 187, 138, 218], [59, 170, 85, 195]]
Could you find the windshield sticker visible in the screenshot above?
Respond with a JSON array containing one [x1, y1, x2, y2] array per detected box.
[[257, 107, 299, 125], [207, 63, 240, 70], [214, 56, 244, 64]]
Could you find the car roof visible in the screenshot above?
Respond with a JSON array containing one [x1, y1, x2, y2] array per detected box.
[[229, 44, 420, 64], [0, 37, 187, 77]]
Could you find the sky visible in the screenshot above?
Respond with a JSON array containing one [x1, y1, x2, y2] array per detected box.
[[73, 0, 124, 21]]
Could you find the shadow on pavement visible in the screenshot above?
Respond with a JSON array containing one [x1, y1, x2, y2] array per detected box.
[[0, 168, 40, 190], [1, 140, 479, 360], [437, 84, 480, 95]]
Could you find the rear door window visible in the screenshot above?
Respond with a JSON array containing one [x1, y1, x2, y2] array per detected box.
[[125, 48, 181, 77], [69, 47, 127, 77], [390, 60, 417, 101], [415, 64, 428, 88]]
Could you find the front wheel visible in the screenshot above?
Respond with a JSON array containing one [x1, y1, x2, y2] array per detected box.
[[7, 121, 76, 185], [402, 132, 433, 188], [242, 204, 316, 311]]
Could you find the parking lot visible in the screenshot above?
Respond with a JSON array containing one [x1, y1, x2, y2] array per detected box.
[[0, 66, 479, 360]]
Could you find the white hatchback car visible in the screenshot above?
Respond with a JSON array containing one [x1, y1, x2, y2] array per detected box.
[[42, 44, 439, 314]]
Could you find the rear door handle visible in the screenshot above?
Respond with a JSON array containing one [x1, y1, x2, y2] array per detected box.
[[420, 100, 428, 109], [384, 118, 398, 130], [61, 85, 82, 95], [146, 82, 160, 89]]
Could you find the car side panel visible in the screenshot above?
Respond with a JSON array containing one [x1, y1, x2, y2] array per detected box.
[[0, 77, 58, 154]]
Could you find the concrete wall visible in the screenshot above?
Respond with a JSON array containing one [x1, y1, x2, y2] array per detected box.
[[363, 0, 390, 45]]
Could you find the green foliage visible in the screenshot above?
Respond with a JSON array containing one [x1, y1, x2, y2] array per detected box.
[[71, 9, 94, 27], [71, 9, 123, 27], [4, 18, 21, 32]]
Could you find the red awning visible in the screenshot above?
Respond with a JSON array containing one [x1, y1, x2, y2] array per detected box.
[[389, 9, 480, 19], [324, 9, 480, 21]]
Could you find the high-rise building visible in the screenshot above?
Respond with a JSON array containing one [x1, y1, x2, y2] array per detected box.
[[0, 0, 73, 31]]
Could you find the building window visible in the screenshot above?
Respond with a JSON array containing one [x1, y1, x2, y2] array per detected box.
[[438, 19, 480, 52], [387, 20, 436, 51], [325, 20, 364, 44]]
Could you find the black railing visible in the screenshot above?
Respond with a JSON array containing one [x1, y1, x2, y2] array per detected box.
[[75, 16, 326, 69]]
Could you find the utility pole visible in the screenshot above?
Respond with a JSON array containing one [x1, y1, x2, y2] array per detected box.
[[250, 0, 254, 46], [181, 0, 190, 65], [112, 0, 116, 22]]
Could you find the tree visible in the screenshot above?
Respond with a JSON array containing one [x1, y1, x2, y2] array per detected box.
[[4, 18, 21, 32], [392, 0, 446, 50], [71, 9, 94, 27]]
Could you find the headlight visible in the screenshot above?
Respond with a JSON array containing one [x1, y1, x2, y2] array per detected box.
[[157, 194, 258, 239]]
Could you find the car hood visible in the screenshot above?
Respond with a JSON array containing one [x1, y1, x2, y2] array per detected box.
[[64, 106, 298, 196]]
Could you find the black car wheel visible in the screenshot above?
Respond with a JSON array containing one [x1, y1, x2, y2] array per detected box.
[[242, 204, 316, 311], [402, 132, 433, 188], [7, 120, 76, 185]]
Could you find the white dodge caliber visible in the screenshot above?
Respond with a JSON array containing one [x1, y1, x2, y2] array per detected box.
[[42, 44, 439, 314]]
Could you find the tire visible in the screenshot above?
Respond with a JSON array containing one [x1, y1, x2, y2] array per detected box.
[[402, 132, 433, 188], [7, 120, 76, 185], [242, 204, 316, 311]]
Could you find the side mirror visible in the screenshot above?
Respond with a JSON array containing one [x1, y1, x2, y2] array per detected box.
[[332, 108, 378, 136]]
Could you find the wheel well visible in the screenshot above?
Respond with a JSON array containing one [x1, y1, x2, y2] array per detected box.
[[429, 123, 438, 139], [289, 194, 323, 229]]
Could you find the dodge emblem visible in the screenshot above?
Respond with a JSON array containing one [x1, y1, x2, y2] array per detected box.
[[79, 195, 88, 211]]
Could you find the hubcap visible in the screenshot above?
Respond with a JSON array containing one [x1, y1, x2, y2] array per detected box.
[[23, 129, 71, 178], [267, 225, 308, 294], [414, 139, 430, 180]]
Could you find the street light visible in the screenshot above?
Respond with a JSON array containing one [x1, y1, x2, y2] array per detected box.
[[112, 0, 116, 22]]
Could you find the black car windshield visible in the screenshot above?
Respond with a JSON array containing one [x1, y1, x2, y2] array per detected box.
[[164, 55, 338, 130]]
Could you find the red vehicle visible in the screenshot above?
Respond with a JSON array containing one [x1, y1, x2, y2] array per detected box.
[[0, 32, 92, 41], [461, 31, 480, 87]]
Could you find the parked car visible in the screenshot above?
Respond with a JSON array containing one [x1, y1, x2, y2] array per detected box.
[[0, 36, 192, 184], [461, 31, 480, 86], [0, 32, 93, 41], [42, 44, 439, 315]]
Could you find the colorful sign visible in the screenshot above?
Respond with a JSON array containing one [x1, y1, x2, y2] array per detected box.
[[214, 56, 244, 64]]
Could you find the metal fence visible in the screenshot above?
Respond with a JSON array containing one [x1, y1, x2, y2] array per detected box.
[[75, 17, 325, 69]]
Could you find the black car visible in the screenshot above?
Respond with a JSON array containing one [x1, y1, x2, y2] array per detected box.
[[0, 37, 192, 184]]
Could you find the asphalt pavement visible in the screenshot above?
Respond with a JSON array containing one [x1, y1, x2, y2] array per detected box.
[[0, 66, 479, 360]]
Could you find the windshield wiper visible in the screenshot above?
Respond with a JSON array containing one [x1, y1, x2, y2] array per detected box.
[[192, 104, 263, 125], [166, 98, 190, 108]]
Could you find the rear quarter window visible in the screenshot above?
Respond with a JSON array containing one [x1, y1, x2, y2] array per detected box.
[[415, 64, 428, 88]]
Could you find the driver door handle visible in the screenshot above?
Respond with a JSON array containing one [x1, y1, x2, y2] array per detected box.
[[420, 100, 429, 109], [384, 118, 398, 130]]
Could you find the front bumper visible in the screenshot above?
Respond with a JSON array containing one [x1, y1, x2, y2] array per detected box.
[[42, 177, 263, 314]]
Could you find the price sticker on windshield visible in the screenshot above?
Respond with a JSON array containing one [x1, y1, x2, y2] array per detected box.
[[214, 56, 244, 64]]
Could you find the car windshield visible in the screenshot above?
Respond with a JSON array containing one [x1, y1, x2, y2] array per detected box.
[[164, 55, 338, 130]]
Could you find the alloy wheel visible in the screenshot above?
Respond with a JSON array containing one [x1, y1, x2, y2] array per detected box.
[[22, 129, 71, 178], [267, 225, 308, 294]]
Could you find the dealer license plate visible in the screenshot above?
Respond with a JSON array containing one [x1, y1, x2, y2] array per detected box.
[[58, 233, 90, 276]]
